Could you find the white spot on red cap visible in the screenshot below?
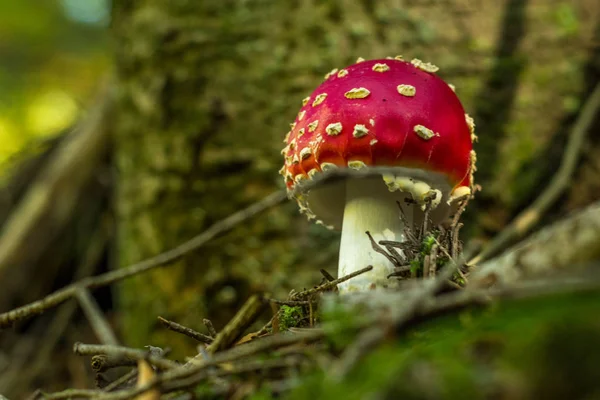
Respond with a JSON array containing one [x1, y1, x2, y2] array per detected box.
[[292, 154, 300, 164], [413, 124, 438, 140], [369, 119, 375, 126], [324, 68, 338, 80], [298, 128, 305, 137], [300, 147, 312, 159], [469, 150, 478, 187], [410, 58, 439, 73], [448, 83, 456, 92], [308, 169, 319, 179], [465, 114, 477, 142], [397, 84, 416, 97], [470, 150, 478, 172], [348, 160, 367, 170], [372, 63, 390, 72], [356, 57, 365, 63], [309, 133, 323, 148], [344, 87, 371, 99], [308, 120, 319, 132], [337, 69, 349, 78], [302, 96, 310, 106], [312, 93, 327, 107], [448, 186, 471, 204], [283, 131, 291, 143], [290, 122, 296, 130], [320, 162, 338, 172], [294, 174, 307, 184], [298, 110, 306, 121], [370, 139, 378, 146], [353, 124, 369, 138], [394, 55, 404, 61], [326, 122, 343, 136]]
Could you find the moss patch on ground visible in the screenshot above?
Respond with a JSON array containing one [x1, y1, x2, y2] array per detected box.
[[284, 290, 600, 400]]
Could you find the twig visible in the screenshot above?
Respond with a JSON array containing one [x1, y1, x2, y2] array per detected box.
[[75, 329, 325, 399], [203, 319, 218, 338], [423, 267, 600, 315], [290, 266, 373, 300], [446, 281, 463, 290], [268, 299, 312, 306], [319, 269, 336, 282], [471, 82, 600, 265], [75, 288, 119, 346], [429, 244, 439, 277], [73, 343, 178, 371], [387, 265, 412, 279], [91, 354, 137, 373], [0, 190, 287, 328], [423, 255, 431, 278], [36, 389, 103, 399], [382, 243, 406, 266], [308, 297, 315, 327], [206, 294, 268, 354], [366, 232, 402, 266], [451, 222, 463, 260], [102, 369, 138, 392], [158, 316, 213, 344], [255, 319, 273, 337], [162, 356, 310, 392]]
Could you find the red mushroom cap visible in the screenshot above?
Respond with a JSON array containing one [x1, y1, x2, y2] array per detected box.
[[280, 57, 477, 228]]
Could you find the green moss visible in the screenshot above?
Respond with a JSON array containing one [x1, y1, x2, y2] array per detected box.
[[553, 3, 580, 38], [407, 232, 451, 278], [278, 305, 305, 331], [285, 290, 600, 400]]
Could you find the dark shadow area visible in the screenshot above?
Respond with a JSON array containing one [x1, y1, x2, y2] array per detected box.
[[471, 0, 529, 189], [462, 0, 530, 238]]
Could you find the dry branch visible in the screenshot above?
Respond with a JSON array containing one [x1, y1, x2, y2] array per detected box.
[[158, 316, 213, 344], [73, 343, 177, 371], [0, 190, 287, 328], [76, 288, 119, 346], [203, 319, 218, 338], [206, 294, 268, 354], [290, 265, 373, 300]]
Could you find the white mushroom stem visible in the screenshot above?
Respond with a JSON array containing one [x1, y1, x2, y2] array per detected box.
[[337, 178, 413, 293]]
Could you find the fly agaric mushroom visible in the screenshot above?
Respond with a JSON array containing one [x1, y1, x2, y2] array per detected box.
[[280, 57, 477, 292]]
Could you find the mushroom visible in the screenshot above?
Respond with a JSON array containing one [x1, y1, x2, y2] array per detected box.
[[280, 58, 476, 293]]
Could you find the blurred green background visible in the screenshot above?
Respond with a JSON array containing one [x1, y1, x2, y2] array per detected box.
[[0, 0, 109, 166]]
